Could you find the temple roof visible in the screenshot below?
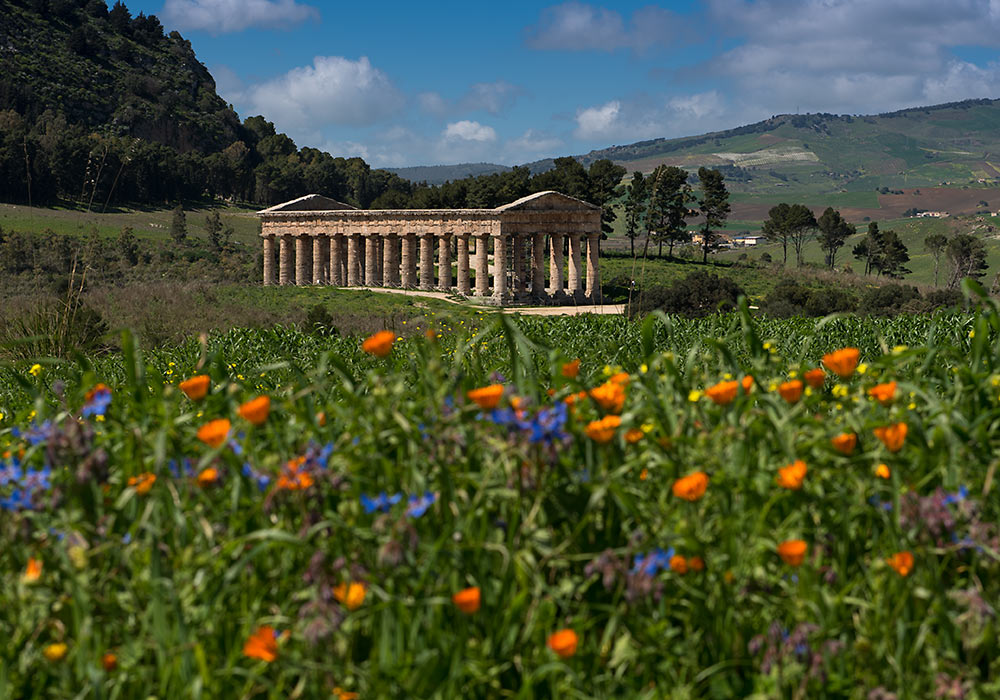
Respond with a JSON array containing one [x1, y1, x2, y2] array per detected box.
[[494, 191, 600, 212], [257, 194, 356, 213], [258, 190, 599, 216]]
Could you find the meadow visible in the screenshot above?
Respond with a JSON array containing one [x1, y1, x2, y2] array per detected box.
[[1, 286, 997, 698]]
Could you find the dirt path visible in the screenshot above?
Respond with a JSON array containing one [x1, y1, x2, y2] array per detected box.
[[353, 287, 624, 315]]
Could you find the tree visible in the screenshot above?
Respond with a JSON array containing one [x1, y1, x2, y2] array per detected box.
[[696, 167, 730, 264], [785, 204, 817, 267], [622, 171, 647, 257], [205, 211, 225, 251], [109, 0, 131, 32], [877, 230, 910, 278], [587, 159, 626, 237], [816, 207, 855, 269], [647, 166, 693, 258], [946, 234, 989, 289], [924, 233, 948, 287], [852, 222, 884, 275], [170, 204, 187, 244], [761, 203, 792, 265], [117, 225, 139, 266]]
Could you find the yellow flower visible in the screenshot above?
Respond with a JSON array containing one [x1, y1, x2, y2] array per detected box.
[[688, 390, 702, 402], [43, 643, 68, 662], [892, 345, 908, 355], [639, 363, 648, 374], [832, 383, 849, 398], [857, 363, 868, 375], [29, 364, 42, 377], [969, 329, 975, 338]]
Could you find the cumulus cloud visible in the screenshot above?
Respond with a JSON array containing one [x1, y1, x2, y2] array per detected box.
[[525, 2, 680, 51], [419, 81, 523, 117], [242, 56, 404, 130], [443, 120, 498, 142], [161, 0, 319, 34], [573, 92, 733, 142]]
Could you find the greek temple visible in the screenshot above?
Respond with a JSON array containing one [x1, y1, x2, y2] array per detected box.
[[257, 191, 603, 304]]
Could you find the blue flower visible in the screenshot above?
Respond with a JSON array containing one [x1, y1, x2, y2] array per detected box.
[[632, 547, 674, 576], [1, 489, 28, 511], [944, 485, 969, 505], [81, 387, 112, 418], [361, 491, 402, 514], [242, 463, 271, 491], [20, 467, 51, 492], [22, 421, 55, 446], [169, 459, 194, 478], [0, 458, 23, 487], [405, 491, 436, 518]]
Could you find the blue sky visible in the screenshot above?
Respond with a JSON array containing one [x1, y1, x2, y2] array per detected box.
[[124, 0, 1000, 168]]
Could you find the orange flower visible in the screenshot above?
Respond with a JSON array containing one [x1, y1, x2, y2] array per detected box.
[[361, 329, 395, 357], [452, 586, 481, 614], [243, 626, 278, 663], [887, 551, 914, 577], [876, 463, 891, 479], [669, 554, 688, 575], [333, 582, 367, 610], [589, 380, 626, 414], [777, 539, 808, 567], [238, 396, 270, 425], [333, 688, 359, 700], [197, 418, 231, 448], [624, 428, 644, 444], [609, 371, 630, 385], [639, 468, 649, 481], [561, 359, 580, 378], [23, 557, 42, 584], [127, 472, 156, 495], [777, 379, 803, 403], [868, 381, 897, 406], [822, 347, 860, 379], [277, 456, 314, 491], [197, 467, 219, 487], [741, 375, 754, 393], [316, 411, 327, 426], [705, 380, 739, 405], [547, 629, 578, 659], [874, 422, 908, 452], [689, 556, 705, 572], [563, 390, 588, 408], [803, 368, 826, 389], [776, 460, 807, 490], [85, 383, 110, 402], [101, 652, 118, 671], [672, 471, 709, 501], [179, 375, 211, 401], [830, 433, 857, 456], [467, 384, 504, 410], [584, 415, 621, 444]]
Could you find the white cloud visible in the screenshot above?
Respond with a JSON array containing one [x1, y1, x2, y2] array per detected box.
[[574, 101, 621, 139], [161, 0, 319, 34], [573, 92, 737, 143], [525, 1, 678, 51], [443, 120, 497, 142], [418, 81, 523, 118], [243, 56, 404, 130]]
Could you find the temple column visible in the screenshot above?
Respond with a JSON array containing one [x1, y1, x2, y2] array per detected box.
[[549, 233, 564, 297], [339, 237, 348, 283], [377, 236, 385, 282], [474, 233, 490, 297], [456, 233, 471, 295], [312, 236, 324, 284], [586, 232, 601, 302], [262, 235, 275, 286], [330, 235, 343, 286], [438, 233, 452, 290], [279, 235, 291, 286], [383, 233, 399, 287], [568, 233, 583, 297], [401, 233, 417, 287], [492, 234, 508, 303], [365, 233, 381, 286], [419, 233, 434, 289], [295, 236, 308, 286], [347, 233, 361, 286], [512, 234, 526, 297], [531, 232, 545, 298]]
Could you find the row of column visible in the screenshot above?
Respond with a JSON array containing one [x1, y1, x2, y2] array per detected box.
[[262, 232, 602, 303]]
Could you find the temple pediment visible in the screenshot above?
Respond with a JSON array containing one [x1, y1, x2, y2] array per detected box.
[[495, 191, 600, 212], [258, 194, 357, 213]]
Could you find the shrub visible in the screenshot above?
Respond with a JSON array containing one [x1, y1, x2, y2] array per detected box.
[[858, 284, 923, 316], [631, 271, 743, 318], [761, 279, 856, 318], [305, 303, 339, 336]]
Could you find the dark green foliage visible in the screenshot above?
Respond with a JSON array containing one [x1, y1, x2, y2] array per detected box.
[[878, 229, 910, 279], [696, 167, 731, 264], [304, 303, 340, 336], [117, 225, 138, 266], [761, 278, 856, 318], [632, 271, 743, 318], [587, 159, 626, 236], [924, 288, 964, 310], [622, 171, 647, 257], [853, 222, 884, 276], [946, 234, 989, 289], [858, 284, 923, 315], [924, 233, 949, 287], [816, 207, 855, 269], [648, 165, 692, 258], [170, 205, 187, 244], [761, 203, 816, 266]]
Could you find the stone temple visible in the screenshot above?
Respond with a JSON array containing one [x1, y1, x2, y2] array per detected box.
[[257, 191, 603, 304]]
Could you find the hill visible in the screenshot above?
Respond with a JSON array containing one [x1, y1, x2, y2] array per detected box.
[[387, 162, 510, 185]]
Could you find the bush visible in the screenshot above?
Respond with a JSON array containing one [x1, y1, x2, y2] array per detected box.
[[858, 284, 923, 316], [761, 279, 856, 318], [631, 271, 743, 318], [305, 303, 340, 336]]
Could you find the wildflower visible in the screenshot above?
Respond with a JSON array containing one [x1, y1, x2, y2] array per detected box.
[[876, 463, 891, 479], [82, 384, 112, 418], [405, 491, 436, 518], [584, 415, 620, 444], [43, 643, 67, 661], [333, 688, 359, 700], [874, 422, 907, 452], [776, 460, 807, 490], [741, 375, 754, 393], [561, 359, 580, 378], [452, 586, 481, 614], [23, 557, 42, 584], [589, 380, 626, 414], [467, 384, 504, 410], [822, 348, 860, 379], [705, 380, 739, 405], [624, 428, 644, 444], [778, 380, 803, 403], [777, 539, 808, 567], [197, 418, 231, 448], [29, 364, 42, 377], [887, 551, 914, 577], [361, 329, 396, 357], [547, 629, 578, 659], [238, 396, 270, 425], [689, 556, 705, 572], [277, 457, 314, 491], [639, 468, 649, 481], [609, 371, 630, 385], [196, 467, 219, 487], [632, 548, 672, 576], [101, 652, 117, 671], [804, 368, 826, 389], [360, 491, 402, 513], [333, 582, 367, 610], [830, 433, 857, 456], [127, 473, 156, 495], [868, 381, 897, 406], [669, 554, 688, 575], [242, 463, 271, 491], [179, 375, 210, 400], [688, 390, 703, 402], [243, 626, 278, 662], [672, 471, 709, 501]]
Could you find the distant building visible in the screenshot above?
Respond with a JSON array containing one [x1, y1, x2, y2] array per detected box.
[[732, 235, 765, 247], [916, 211, 949, 218]]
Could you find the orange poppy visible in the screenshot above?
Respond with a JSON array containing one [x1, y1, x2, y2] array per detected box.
[[127, 472, 156, 495], [822, 347, 860, 379], [609, 371, 630, 385], [874, 422, 907, 452], [196, 467, 219, 487], [23, 557, 42, 584], [777, 539, 808, 567], [672, 471, 709, 501], [584, 415, 621, 443], [333, 688, 359, 700], [452, 586, 481, 614], [887, 551, 914, 577], [561, 359, 581, 378], [705, 380, 739, 405], [361, 330, 395, 357], [776, 460, 807, 490], [197, 418, 231, 448], [875, 463, 891, 479], [589, 380, 626, 414], [333, 582, 367, 610], [179, 375, 210, 401], [830, 433, 857, 455], [689, 556, 705, 572], [803, 368, 826, 389], [868, 381, 897, 406], [547, 629, 578, 659], [563, 390, 588, 408], [624, 428, 644, 444], [277, 456, 313, 491], [238, 396, 270, 425], [741, 375, 754, 393], [101, 652, 118, 671], [777, 379, 803, 403], [467, 384, 504, 410], [639, 467, 649, 481], [669, 554, 688, 575], [243, 626, 278, 663]]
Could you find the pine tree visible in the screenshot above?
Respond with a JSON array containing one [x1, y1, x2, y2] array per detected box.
[[696, 167, 730, 264], [622, 172, 647, 258], [816, 207, 854, 269], [170, 205, 187, 244]]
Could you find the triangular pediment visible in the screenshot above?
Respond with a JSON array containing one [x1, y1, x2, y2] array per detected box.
[[495, 191, 600, 212], [258, 194, 357, 214]]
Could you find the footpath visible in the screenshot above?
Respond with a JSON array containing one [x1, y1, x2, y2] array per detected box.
[[353, 287, 624, 316]]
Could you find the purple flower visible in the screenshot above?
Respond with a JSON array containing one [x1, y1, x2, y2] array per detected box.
[[361, 491, 402, 514], [405, 491, 436, 518]]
